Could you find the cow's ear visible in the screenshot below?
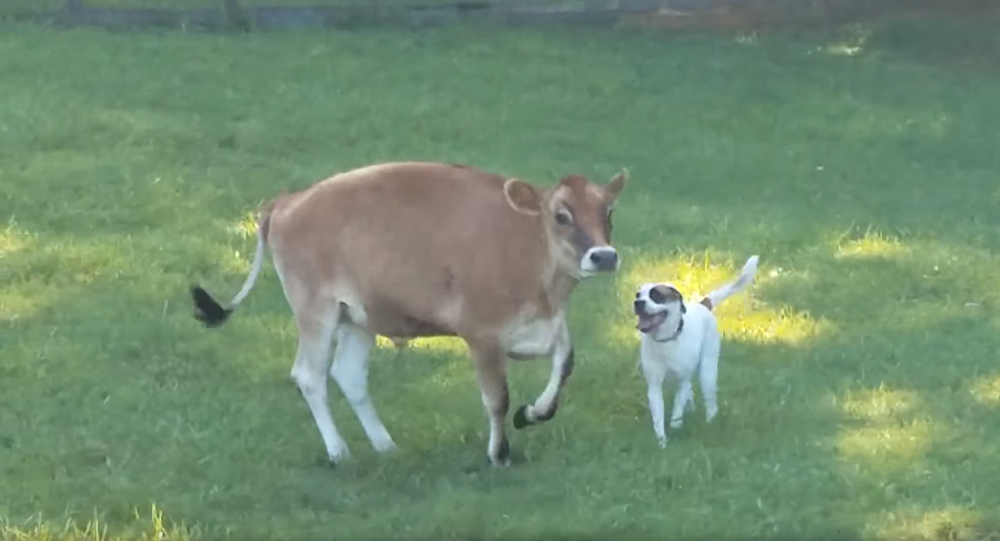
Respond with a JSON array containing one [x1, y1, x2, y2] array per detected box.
[[605, 168, 628, 206], [503, 178, 542, 216]]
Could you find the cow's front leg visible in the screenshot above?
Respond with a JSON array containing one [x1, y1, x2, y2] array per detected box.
[[513, 319, 573, 429], [469, 341, 511, 466]]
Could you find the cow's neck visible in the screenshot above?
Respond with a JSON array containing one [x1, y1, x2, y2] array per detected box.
[[539, 262, 579, 315]]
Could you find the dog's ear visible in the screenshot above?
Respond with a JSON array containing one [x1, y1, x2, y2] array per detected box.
[[666, 286, 684, 305], [660, 285, 687, 313]]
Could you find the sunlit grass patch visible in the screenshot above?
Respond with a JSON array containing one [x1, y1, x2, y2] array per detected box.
[[225, 212, 259, 241], [837, 416, 938, 466], [0, 505, 196, 541], [969, 374, 1000, 407], [837, 386, 920, 423], [834, 386, 937, 468], [865, 506, 993, 541], [1, 234, 129, 322], [375, 335, 468, 357], [835, 229, 910, 260], [0, 222, 32, 257], [607, 252, 829, 349]]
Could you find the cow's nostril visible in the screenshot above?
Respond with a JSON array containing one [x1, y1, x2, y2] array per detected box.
[[590, 249, 618, 269]]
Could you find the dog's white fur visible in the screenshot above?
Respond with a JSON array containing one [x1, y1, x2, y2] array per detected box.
[[634, 255, 759, 448]]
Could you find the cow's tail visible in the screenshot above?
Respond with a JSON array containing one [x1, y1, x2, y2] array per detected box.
[[700, 255, 759, 311], [191, 206, 274, 328]]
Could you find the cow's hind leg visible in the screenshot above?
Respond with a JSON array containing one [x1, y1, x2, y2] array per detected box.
[[513, 320, 573, 429], [468, 340, 511, 466], [289, 305, 351, 463], [330, 323, 397, 453]]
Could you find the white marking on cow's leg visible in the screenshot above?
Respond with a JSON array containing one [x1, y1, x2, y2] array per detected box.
[[289, 309, 350, 463], [670, 379, 694, 430], [469, 341, 511, 466], [330, 323, 396, 454], [513, 320, 572, 429]]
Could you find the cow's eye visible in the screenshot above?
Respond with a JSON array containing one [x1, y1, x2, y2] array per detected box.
[[555, 210, 572, 226]]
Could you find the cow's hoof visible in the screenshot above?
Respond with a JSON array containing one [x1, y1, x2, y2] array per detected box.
[[372, 440, 398, 454], [487, 436, 511, 466], [513, 405, 530, 429], [327, 448, 350, 466], [487, 454, 512, 467]]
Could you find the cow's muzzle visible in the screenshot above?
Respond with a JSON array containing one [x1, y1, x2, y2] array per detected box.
[[580, 246, 620, 275]]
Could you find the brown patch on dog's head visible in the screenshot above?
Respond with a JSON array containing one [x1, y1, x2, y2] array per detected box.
[[648, 284, 684, 307]]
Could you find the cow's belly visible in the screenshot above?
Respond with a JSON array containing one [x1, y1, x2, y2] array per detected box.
[[345, 298, 459, 339], [502, 314, 566, 361]]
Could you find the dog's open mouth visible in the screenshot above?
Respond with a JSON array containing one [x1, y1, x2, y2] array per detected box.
[[635, 312, 666, 334]]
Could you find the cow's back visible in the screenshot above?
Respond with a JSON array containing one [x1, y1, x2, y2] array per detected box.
[[267, 162, 549, 338]]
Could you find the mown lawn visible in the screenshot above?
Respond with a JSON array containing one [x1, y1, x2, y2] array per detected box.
[[2, 15, 1000, 541]]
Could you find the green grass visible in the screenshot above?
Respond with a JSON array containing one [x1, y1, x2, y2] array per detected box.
[[3, 15, 1000, 541]]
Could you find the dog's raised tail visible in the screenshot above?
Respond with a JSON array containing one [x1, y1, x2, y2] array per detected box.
[[700, 255, 759, 311], [191, 212, 272, 328]]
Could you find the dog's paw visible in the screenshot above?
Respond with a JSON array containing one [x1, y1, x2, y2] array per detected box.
[[657, 437, 668, 449], [670, 418, 684, 430]]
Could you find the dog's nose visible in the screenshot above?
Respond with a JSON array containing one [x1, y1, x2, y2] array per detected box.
[[633, 299, 646, 313]]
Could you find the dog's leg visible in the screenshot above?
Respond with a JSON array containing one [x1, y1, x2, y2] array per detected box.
[[647, 383, 668, 448], [698, 337, 721, 423], [642, 358, 669, 448], [670, 379, 694, 430]]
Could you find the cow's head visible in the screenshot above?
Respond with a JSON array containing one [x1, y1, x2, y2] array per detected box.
[[504, 169, 628, 280]]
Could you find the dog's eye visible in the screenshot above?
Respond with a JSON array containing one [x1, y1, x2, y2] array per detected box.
[[649, 288, 666, 304]]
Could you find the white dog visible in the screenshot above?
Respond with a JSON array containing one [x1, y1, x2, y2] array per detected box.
[[633, 255, 759, 448]]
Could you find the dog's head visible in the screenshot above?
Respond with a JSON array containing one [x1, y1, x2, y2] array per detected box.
[[633, 282, 686, 338]]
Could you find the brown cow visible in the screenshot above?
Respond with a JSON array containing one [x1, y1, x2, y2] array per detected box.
[[191, 161, 628, 466]]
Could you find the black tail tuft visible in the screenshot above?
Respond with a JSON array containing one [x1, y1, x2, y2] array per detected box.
[[191, 285, 233, 328]]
